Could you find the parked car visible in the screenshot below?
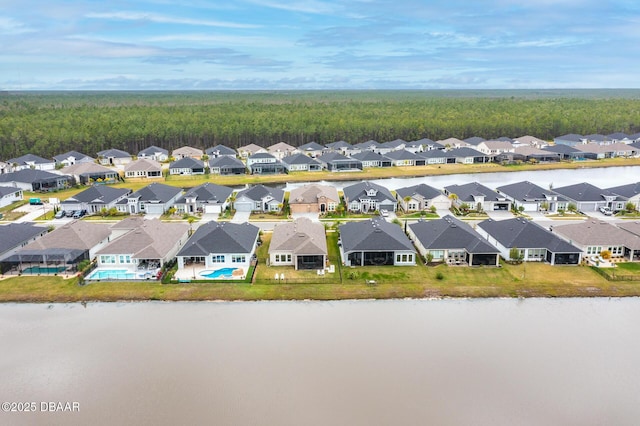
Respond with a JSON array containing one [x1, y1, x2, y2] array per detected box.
[[54, 210, 66, 219], [72, 210, 83, 219], [599, 206, 613, 216], [380, 209, 389, 217]]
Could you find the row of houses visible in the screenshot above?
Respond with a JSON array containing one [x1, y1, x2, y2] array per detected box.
[[4, 131, 640, 177]]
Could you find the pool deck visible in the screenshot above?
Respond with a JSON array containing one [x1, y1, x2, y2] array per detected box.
[[173, 264, 246, 281]]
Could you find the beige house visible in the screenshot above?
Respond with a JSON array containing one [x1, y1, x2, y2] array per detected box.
[[289, 184, 340, 214], [124, 158, 163, 179], [172, 146, 204, 160], [237, 143, 267, 158], [269, 218, 328, 270], [552, 220, 640, 261], [267, 142, 298, 160]]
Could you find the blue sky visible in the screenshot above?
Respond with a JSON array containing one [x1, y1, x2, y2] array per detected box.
[[1, 0, 639, 90]]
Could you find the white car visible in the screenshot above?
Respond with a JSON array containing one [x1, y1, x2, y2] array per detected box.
[[599, 206, 613, 216], [380, 209, 389, 217]]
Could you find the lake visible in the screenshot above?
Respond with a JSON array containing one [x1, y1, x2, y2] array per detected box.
[[1, 298, 639, 425]]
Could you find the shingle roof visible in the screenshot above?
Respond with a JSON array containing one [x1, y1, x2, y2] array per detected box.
[[0, 186, 20, 197], [325, 140, 353, 149], [0, 223, 48, 258], [289, 184, 339, 204], [444, 182, 504, 203], [395, 183, 443, 201], [208, 156, 245, 168], [384, 149, 419, 161], [606, 182, 640, 199], [97, 219, 189, 259], [350, 151, 389, 162], [478, 217, 581, 252], [61, 162, 115, 176], [464, 136, 486, 145], [552, 220, 640, 250], [20, 220, 111, 251], [205, 145, 236, 156], [62, 186, 131, 204], [0, 169, 68, 184], [177, 221, 259, 256], [496, 181, 557, 202], [410, 215, 499, 253], [553, 182, 613, 202], [269, 218, 327, 256], [126, 183, 182, 203], [542, 144, 581, 154], [97, 148, 131, 158], [124, 158, 162, 172], [555, 134, 583, 142], [340, 218, 415, 252], [343, 181, 394, 204], [138, 145, 168, 156], [176, 183, 233, 204], [281, 153, 321, 165], [317, 152, 359, 163], [236, 184, 284, 203], [53, 151, 93, 162], [6, 154, 53, 165], [298, 142, 326, 151], [169, 157, 205, 169]]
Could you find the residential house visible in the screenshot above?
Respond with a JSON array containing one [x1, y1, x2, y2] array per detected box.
[[475, 140, 515, 156], [172, 146, 204, 160], [0, 223, 49, 270], [234, 184, 285, 213], [408, 215, 500, 266], [339, 218, 416, 266], [174, 183, 233, 214], [395, 183, 451, 212], [246, 152, 286, 174], [297, 142, 326, 158], [353, 140, 381, 152], [60, 185, 131, 214], [463, 136, 485, 146], [60, 162, 119, 185], [93, 219, 190, 279], [0, 161, 8, 175], [169, 157, 206, 175], [6, 154, 56, 171], [350, 151, 392, 168], [124, 158, 163, 179], [343, 181, 396, 213], [0, 169, 70, 192], [551, 220, 640, 261], [205, 145, 237, 158], [237, 143, 267, 159], [496, 181, 562, 213], [376, 139, 406, 155], [53, 151, 94, 167], [553, 134, 585, 147], [444, 182, 511, 211], [267, 142, 298, 160], [416, 149, 448, 165], [325, 140, 359, 156], [208, 156, 247, 175], [553, 182, 617, 212], [512, 135, 548, 148], [176, 221, 259, 280], [583, 134, 609, 144], [6, 220, 112, 271], [97, 149, 132, 166], [116, 183, 182, 215], [607, 132, 633, 144], [437, 137, 469, 149], [476, 217, 582, 265], [542, 144, 584, 160], [405, 140, 426, 153], [575, 142, 638, 159], [616, 222, 640, 257], [281, 153, 323, 172], [288, 184, 340, 214], [269, 218, 328, 270], [445, 147, 492, 164], [512, 146, 560, 163], [0, 186, 23, 208], [138, 146, 169, 162], [417, 139, 445, 151], [384, 149, 423, 166], [317, 152, 363, 172], [606, 182, 640, 211]]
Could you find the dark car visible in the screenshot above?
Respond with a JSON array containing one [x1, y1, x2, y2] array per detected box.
[[54, 210, 66, 219]]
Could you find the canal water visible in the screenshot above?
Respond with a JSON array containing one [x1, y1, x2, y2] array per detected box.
[[1, 298, 639, 425]]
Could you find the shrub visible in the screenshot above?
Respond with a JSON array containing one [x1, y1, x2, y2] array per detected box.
[[435, 272, 444, 280]]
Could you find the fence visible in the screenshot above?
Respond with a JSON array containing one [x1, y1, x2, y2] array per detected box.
[[589, 266, 640, 281]]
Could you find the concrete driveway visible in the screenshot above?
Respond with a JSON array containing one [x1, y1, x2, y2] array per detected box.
[[291, 212, 319, 222], [231, 210, 251, 223], [486, 209, 514, 220]]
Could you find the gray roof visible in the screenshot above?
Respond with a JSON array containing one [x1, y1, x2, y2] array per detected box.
[[542, 144, 581, 155], [208, 156, 246, 168], [552, 220, 640, 250], [444, 182, 504, 203], [317, 152, 357, 163], [176, 183, 233, 204], [606, 182, 640, 200], [0, 223, 48, 257], [236, 184, 285, 203], [410, 215, 499, 254], [177, 221, 259, 256], [281, 153, 322, 166], [298, 141, 326, 152], [382, 139, 407, 149], [496, 181, 557, 202], [169, 157, 205, 169], [555, 134, 583, 142], [97, 148, 131, 158], [138, 145, 168, 156], [340, 218, 415, 253], [53, 151, 93, 162], [62, 186, 131, 205], [464, 136, 486, 145], [6, 153, 53, 165], [343, 181, 395, 204], [415, 138, 443, 148], [350, 151, 390, 162], [395, 183, 443, 201], [269, 218, 327, 256], [205, 145, 236, 156], [446, 147, 487, 158], [353, 140, 381, 149], [248, 152, 277, 160], [19, 220, 112, 251], [608, 132, 629, 140], [0, 169, 69, 184], [416, 149, 449, 159], [124, 158, 162, 172], [0, 186, 21, 197], [122, 183, 182, 203], [97, 219, 189, 259], [478, 217, 581, 252], [553, 182, 614, 202], [384, 149, 419, 161], [325, 140, 353, 149]]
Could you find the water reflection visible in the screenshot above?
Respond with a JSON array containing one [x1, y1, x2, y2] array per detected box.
[[1, 299, 639, 425]]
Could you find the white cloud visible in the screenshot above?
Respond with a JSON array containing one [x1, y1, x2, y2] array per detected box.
[[86, 11, 260, 29], [0, 16, 34, 35]]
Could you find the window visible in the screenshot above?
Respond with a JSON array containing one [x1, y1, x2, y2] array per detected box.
[[100, 255, 116, 264], [212, 255, 225, 263], [527, 248, 545, 259], [118, 255, 131, 264], [232, 255, 246, 263]]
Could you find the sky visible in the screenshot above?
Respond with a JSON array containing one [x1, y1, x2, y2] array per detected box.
[[1, 0, 639, 90]]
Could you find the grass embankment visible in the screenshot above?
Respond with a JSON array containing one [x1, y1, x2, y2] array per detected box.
[[1, 262, 639, 303]]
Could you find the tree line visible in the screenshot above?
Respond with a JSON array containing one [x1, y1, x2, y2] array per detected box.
[[1, 90, 640, 160]]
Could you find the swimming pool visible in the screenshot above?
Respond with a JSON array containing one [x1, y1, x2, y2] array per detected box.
[[199, 267, 238, 279], [87, 269, 136, 280], [22, 266, 68, 274]]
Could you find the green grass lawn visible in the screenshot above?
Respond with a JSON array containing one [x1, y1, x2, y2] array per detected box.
[[614, 262, 640, 273]]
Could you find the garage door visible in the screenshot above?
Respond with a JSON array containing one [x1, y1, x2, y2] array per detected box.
[[521, 203, 538, 212], [204, 204, 222, 214], [431, 200, 451, 210], [234, 201, 253, 212], [145, 204, 165, 215]]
